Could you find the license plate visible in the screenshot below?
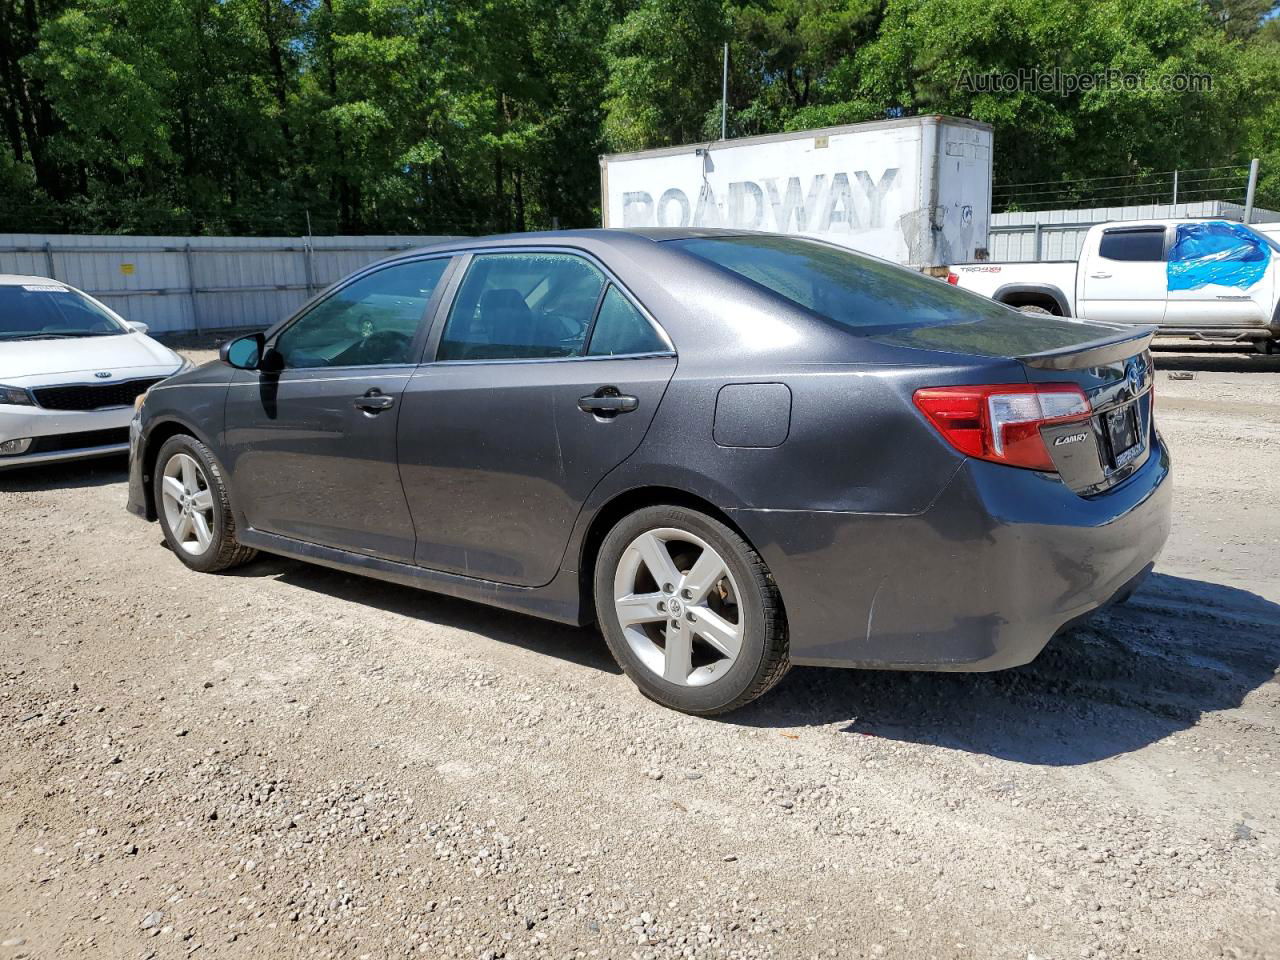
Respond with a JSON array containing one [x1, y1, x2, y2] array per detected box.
[[1105, 405, 1140, 467]]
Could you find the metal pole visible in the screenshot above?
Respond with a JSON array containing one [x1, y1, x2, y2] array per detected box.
[[1243, 158, 1259, 224], [302, 240, 315, 296], [1171, 170, 1178, 208], [184, 242, 201, 335], [720, 43, 729, 140], [43, 241, 55, 279], [1033, 222, 1043, 262]]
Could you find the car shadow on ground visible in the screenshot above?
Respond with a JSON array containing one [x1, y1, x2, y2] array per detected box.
[[226, 551, 622, 676], [0, 455, 127, 491], [227, 552, 1278, 766], [733, 573, 1280, 766]]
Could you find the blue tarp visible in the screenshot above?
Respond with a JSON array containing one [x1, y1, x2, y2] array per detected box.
[[1167, 220, 1269, 291]]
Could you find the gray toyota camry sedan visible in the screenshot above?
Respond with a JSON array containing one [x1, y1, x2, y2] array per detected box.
[[126, 229, 1170, 715]]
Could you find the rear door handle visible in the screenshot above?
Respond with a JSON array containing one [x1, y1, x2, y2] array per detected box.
[[578, 392, 639, 415], [355, 389, 395, 412], [1090, 271, 1112, 279]]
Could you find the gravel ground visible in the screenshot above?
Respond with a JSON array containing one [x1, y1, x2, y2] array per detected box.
[[1, 344, 1278, 960]]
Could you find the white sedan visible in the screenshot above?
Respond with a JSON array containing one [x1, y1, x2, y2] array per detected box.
[[0, 275, 190, 469]]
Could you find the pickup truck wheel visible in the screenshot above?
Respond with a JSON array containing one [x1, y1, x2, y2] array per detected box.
[[1017, 305, 1054, 316]]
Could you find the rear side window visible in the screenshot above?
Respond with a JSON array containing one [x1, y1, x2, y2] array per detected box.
[[587, 285, 667, 356], [439, 253, 605, 361], [1098, 228, 1166, 262], [671, 235, 1014, 331]]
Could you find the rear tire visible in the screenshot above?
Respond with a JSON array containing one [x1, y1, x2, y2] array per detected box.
[[594, 505, 789, 715], [153, 434, 257, 573]]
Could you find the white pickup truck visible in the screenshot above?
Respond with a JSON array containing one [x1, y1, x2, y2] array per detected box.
[[948, 218, 1280, 353]]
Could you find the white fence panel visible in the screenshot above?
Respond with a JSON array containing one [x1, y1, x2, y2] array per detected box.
[[0, 234, 448, 335]]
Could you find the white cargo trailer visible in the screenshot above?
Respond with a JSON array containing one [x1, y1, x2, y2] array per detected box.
[[600, 115, 993, 270]]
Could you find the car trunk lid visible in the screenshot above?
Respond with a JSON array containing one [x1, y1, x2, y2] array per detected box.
[[1018, 325, 1157, 496], [878, 314, 1157, 496]]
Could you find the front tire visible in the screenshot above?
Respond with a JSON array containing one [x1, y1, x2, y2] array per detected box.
[[153, 435, 257, 573], [594, 505, 789, 715]]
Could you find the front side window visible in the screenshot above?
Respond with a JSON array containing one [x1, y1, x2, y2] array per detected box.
[[275, 258, 448, 369], [0, 285, 127, 340], [1098, 228, 1166, 262], [438, 253, 605, 361], [587, 285, 668, 356]]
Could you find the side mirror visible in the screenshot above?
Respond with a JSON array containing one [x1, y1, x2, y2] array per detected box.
[[220, 332, 265, 370], [126, 320, 149, 334]]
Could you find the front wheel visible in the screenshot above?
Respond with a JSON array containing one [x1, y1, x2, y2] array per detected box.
[[594, 505, 789, 715], [153, 435, 257, 573]]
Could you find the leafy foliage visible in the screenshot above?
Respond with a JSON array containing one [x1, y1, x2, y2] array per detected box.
[[0, 0, 1276, 235]]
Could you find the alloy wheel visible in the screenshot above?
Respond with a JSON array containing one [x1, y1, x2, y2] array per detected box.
[[613, 528, 743, 686], [160, 452, 215, 556]]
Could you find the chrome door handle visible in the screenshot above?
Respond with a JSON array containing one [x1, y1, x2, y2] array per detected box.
[[355, 390, 395, 412], [1090, 272, 1112, 279]]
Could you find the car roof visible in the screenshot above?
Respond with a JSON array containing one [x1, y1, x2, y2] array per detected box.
[[1098, 218, 1260, 230], [388, 227, 770, 259], [0, 274, 67, 286]]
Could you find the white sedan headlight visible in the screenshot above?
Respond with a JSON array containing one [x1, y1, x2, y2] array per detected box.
[[0, 385, 34, 406]]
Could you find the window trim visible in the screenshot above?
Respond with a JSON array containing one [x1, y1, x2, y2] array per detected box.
[[1097, 226, 1170, 264], [424, 246, 675, 366], [263, 253, 460, 374]]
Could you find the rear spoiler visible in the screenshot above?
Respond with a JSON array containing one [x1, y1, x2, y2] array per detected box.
[[1017, 325, 1156, 370]]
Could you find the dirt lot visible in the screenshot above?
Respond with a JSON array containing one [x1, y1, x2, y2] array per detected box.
[[1, 345, 1278, 960]]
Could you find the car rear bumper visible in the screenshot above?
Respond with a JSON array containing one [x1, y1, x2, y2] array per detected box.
[[0, 404, 133, 470], [729, 432, 1172, 670]]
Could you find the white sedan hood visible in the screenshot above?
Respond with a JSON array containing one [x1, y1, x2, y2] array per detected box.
[[0, 333, 182, 383]]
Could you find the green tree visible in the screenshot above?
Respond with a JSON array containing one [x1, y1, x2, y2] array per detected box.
[[602, 0, 731, 150]]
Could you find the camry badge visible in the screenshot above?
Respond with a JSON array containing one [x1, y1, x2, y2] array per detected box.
[[94, 371, 112, 379], [1054, 432, 1088, 446]]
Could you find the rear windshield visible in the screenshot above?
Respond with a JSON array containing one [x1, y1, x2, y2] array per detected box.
[[0, 284, 127, 339], [669, 235, 1013, 331]]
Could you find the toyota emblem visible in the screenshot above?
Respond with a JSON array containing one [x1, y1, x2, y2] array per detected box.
[[1125, 358, 1142, 397]]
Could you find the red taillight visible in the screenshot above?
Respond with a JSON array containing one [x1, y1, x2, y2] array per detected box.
[[913, 383, 1092, 471], [945, 272, 960, 285]]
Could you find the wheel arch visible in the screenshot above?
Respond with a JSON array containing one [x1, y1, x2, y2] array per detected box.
[[137, 417, 220, 522], [992, 283, 1070, 316], [576, 485, 759, 620]]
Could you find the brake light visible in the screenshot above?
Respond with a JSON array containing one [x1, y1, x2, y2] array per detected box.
[[913, 383, 1092, 471], [946, 272, 959, 285]]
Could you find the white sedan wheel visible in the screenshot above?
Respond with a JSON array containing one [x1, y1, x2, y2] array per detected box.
[[160, 452, 216, 556]]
